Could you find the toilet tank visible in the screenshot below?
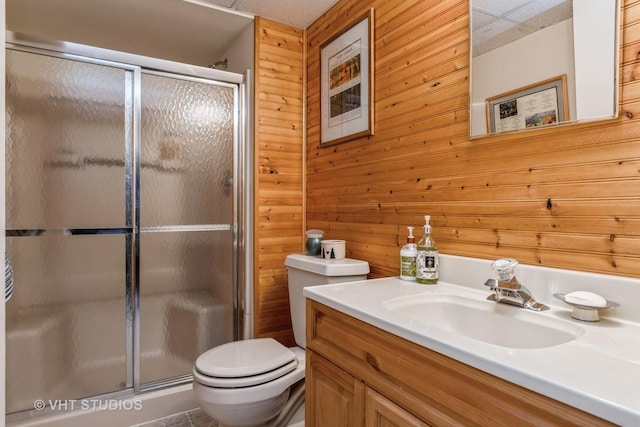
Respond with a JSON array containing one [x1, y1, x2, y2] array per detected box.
[[284, 254, 369, 348]]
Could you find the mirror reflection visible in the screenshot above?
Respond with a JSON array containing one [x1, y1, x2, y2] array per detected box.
[[470, 0, 619, 138]]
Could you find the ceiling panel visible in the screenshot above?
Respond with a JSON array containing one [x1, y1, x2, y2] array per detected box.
[[472, 0, 573, 56], [199, 0, 340, 28]]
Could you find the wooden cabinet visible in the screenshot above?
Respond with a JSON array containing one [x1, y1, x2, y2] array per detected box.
[[365, 388, 429, 427], [306, 299, 614, 427], [306, 346, 427, 427], [306, 349, 364, 426]]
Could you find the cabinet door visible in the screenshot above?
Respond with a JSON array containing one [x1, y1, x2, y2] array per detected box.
[[365, 388, 430, 427], [306, 350, 365, 427]]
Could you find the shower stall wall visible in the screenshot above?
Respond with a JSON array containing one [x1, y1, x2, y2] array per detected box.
[[5, 42, 243, 417]]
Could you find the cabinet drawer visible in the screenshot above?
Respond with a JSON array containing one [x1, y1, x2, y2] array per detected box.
[[306, 300, 613, 426]]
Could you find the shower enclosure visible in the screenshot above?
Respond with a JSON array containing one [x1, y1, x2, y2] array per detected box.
[[5, 38, 245, 418]]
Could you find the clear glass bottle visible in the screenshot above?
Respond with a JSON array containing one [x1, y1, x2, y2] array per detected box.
[[416, 215, 439, 284], [400, 226, 417, 281]]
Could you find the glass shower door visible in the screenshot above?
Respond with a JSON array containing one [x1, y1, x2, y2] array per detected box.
[[138, 72, 237, 385], [5, 49, 134, 413], [5, 44, 241, 417]]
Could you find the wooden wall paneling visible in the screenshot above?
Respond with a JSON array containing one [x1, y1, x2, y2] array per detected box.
[[306, 0, 640, 279], [254, 17, 305, 345]]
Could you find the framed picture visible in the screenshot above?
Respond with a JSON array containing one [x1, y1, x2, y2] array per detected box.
[[486, 75, 569, 134], [320, 9, 374, 146]]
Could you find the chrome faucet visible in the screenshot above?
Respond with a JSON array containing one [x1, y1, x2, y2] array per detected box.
[[484, 258, 549, 311]]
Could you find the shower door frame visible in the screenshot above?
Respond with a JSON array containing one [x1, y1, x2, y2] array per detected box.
[[5, 32, 248, 416]]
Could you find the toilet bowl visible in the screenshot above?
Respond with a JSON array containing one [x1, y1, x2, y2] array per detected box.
[[193, 254, 369, 427], [193, 340, 305, 426]]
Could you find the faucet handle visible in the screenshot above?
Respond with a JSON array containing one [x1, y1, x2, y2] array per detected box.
[[491, 258, 519, 281]]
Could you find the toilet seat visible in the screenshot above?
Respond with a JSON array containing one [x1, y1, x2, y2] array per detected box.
[[194, 338, 298, 388], [194, 358, 298, 388]]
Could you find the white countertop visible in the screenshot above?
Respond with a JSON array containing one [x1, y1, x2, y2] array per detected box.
[[304, 256, 640, 426]]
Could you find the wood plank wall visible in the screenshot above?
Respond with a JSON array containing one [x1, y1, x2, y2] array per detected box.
[[305, 0, 640, 279], [254, 18, 305, 345]]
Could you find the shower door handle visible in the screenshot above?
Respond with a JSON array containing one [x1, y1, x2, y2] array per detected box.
[[5, 254, 14, 302]]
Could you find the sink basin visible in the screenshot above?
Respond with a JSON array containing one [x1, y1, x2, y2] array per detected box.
[[383, 294, 584, 349]]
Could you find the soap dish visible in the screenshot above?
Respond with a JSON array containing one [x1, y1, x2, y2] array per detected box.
[[553, 293, 619, 322]]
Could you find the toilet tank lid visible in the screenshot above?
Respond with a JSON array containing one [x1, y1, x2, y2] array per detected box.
[[285, 254, 370, 276]]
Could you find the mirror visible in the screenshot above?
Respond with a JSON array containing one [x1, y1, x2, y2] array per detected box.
[[470, 0, 619, 138]]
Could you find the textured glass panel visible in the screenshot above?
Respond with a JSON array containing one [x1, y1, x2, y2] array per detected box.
[[139, 230, 234, 384], [5, 235, 127, 414], [140, 74, 235, 226], [5, 50, 129, 229]]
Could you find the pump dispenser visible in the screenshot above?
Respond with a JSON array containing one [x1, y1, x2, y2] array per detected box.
[[400, 226, 417, 281], [416, 215, 439, 284]]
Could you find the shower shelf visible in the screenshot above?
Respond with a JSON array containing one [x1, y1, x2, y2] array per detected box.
[[44, 157, 186, 173]]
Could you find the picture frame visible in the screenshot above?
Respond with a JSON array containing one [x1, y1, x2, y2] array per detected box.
[[485, 75, 569, 134], [320, 8, 374, 146]]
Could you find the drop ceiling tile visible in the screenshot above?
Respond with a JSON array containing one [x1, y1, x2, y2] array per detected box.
[[472, 9, 499, 31], [507, 1, 572, 28], [234, 0, 338, 28], [477, 17, 521, 39], [198, 0, 339, 28], [472, 0, 533, 16]]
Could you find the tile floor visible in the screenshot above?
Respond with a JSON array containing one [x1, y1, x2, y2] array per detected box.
[[131, 408, 218, 427]]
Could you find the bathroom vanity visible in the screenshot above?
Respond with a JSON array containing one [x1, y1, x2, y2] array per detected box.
[[306, 300, 612, 426], [304, 255, 640, 426]]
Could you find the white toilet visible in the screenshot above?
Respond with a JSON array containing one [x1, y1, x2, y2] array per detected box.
[[193, 254, 369, 427]]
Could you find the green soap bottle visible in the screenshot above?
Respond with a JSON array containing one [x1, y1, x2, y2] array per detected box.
[[416, 215, 439, 284]]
